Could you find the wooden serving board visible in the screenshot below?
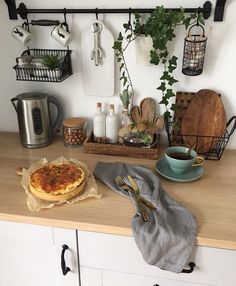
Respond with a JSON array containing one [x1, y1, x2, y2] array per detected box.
[[130, 97, 164, 134], [181, 89, 227, 153]]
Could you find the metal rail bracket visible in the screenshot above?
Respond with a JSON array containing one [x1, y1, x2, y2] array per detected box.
[[4, 0, 17, 19], [214, 0, 227, 21]]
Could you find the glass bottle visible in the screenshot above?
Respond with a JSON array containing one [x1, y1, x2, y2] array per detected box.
[[106, 104, 119, 143], [93, 102, 106, 140], [120, 107, 131, 128]]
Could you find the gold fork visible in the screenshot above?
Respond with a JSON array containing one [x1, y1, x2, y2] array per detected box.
[[127, 175, 157, 211], [115, 176, 149, 222]]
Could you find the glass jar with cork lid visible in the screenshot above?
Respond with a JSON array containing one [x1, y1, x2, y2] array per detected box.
[[63, 117, 87, 147]]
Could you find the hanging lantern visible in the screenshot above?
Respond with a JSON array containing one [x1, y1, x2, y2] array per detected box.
[[182, 24, 207, 76]]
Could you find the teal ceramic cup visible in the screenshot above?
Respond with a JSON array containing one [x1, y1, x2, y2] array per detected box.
[[165, 146, 204, 174]]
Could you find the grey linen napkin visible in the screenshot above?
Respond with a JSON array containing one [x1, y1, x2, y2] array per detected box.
[[93, 162, 197, 274]]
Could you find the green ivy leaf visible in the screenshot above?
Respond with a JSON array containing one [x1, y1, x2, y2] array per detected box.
[[168, 77, 178, 86], [150, 50, 160, 65], [118, 32, 123, 41], [113, 41, 122, 52], [198, 13, 205, 25], [183, 17, 191, 29], [164, 110, 171, 118], [160, 50, 168, 58], [159, 96, 168, 105], [168, 56, 178, 66], [166, 89, 175, 99], [126, 33, 132, 40], [119, 63, 124, 71], [157, 82, 166, 91], [170, 103, 177, 111], [160, 71, 171, 81]]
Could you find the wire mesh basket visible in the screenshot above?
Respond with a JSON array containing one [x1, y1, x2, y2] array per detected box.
[[165, 116, 236, 160], [13, 48, 72, 82], [182, 24, 207, 76]]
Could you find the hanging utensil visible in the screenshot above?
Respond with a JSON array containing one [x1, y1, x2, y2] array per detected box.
[[90, 22, 103, 66]]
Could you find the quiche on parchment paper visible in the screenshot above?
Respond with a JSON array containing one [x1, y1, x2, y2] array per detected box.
[[21, 156, 101, 212]]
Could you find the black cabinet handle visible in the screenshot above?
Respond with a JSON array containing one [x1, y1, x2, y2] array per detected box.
[[61, 244, 71, 275], [181, 262, 196, 273]]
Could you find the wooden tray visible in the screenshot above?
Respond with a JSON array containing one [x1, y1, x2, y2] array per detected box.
[[83, 134, 159, 160]]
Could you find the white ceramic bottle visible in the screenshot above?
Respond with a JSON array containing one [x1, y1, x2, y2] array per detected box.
[[106, 104, 119, 143], [93, 102, 106, 140]]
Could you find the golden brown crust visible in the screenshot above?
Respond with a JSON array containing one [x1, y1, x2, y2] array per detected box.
[[30, 163, 85, 195], [29, 180, 86, 202]]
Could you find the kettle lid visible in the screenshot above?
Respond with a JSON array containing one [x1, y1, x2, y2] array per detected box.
[[16, 92, 47, 100]]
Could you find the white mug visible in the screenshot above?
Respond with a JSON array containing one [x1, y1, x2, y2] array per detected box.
[[51, 24, 72, 47], [12, 25, 32, 46]]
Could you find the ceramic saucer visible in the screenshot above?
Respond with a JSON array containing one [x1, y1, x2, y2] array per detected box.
[[155, 158, 204, 183]]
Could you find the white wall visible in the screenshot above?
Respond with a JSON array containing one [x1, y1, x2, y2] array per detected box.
[[0, 0, 236, 149]]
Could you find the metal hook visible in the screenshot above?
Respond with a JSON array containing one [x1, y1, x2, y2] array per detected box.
[[196, 8, 201, 26], [63, 8, 69, 31], [128, 7, 132, 30], [95, 7, 99, 20], [22, 20, 29, 32], [94, 7, 99, 27]]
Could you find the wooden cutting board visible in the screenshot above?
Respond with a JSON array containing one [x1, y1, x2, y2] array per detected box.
[[130, 97, 164, 134], [181, 89, 227, 153]]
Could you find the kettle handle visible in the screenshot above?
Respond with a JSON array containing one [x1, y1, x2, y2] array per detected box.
[[48, 95, 63, 134], [11, 97, 18, 112]]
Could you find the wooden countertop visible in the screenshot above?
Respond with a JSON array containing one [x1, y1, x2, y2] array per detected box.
[[0, 132, 236, 250]]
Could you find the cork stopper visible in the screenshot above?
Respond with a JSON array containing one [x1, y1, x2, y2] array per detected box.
[[97, 102, 102, 108], [109, 104, 114, 109], [63, 117, 87, 128]]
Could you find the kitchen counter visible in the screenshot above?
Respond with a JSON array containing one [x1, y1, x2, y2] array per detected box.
[[0, 132, 236, 250]]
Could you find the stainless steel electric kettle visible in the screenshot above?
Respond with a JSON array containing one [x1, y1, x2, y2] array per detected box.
[[11, 92, 63, 148]]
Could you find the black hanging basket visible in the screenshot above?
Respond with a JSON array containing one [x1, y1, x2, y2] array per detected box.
[[165, 116, 236, 160], [182, 24, 207, 76], [13, 48, 73, 83]]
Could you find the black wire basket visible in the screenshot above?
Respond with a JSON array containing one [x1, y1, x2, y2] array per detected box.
[[182, 24, 207, 76], [13, 48, 72, 82], [165, 116, 236, 160]]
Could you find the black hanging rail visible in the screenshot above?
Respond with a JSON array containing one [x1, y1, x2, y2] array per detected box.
[[5, 1, 213, 21]]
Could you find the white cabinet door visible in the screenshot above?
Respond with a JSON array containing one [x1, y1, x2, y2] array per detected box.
[[53, 227, 80, 286], [78, 230, 236, 286], [80, 267, 102, 286], [103, 270, 210, 286], [0, 221, 79, 286]]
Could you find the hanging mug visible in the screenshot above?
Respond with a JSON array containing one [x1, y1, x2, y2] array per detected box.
[[51, 23, 72, 47], [12, 24, 32, 46]]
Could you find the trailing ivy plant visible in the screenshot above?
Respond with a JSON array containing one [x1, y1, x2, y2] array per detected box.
[[112, 23, 138, 111], [113, 6, 205, 118]]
